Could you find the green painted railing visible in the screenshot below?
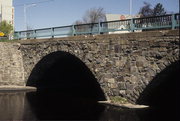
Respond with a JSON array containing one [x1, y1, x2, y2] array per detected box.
[[14, 13, 180, 40]]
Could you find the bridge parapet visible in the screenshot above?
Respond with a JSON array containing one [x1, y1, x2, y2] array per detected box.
[[14, 13, 180, 40]]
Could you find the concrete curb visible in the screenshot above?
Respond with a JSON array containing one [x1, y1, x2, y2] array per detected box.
[[0, 86, 37, 91]]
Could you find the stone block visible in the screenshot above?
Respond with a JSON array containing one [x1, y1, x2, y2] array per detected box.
[[119, 90, 126, 95], [159, 42, 168, 47], [157, 63, 166, 70], [126, 83, 134, 90], [133, 50, 142, 55], [147, 68, 156, 77], [136, 61, 144, 67], [107, 78, 115, 83], [119, 57, 127, 67], [130, 75, 139, 84], [114, 45, 121, 53], [115, 60, 120, 67], [116, 76, 125, 82], [159, 47, 167, 52], [124, 76, 131, 82], [130, 66, 138, 73], [118, 82, 126, 90], [108, 83, 118, 89]]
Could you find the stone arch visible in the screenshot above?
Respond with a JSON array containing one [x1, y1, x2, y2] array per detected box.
[[136, 60, 179, 106], [136, 60, 179, 121], [26, 51, 106, 101]]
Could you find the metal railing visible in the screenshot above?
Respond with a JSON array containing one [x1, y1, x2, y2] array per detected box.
[[0, 36, 8, 41], [14, 13, 180, 40]]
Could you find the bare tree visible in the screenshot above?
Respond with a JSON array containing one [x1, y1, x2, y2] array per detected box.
[[74, 20, 86, 34], [74, 20, 84, 25], [74, 7, 106, 35], [139, 2, 153, 17], [83, 7, 106, 23]]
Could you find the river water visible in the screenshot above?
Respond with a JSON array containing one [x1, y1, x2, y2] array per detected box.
[[0, 91, 177, 121]]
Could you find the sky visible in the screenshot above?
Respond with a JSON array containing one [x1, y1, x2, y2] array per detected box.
[[13, 0, 179, 31]]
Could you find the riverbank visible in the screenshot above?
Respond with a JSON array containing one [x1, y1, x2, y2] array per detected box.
[[98, 101, 149, 109], [0, 86, 149, 109], [0, 86, 37, 91]]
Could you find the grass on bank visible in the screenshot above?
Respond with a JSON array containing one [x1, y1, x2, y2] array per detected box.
[[0, 39, 18, 42], [110, 96, 129, 104]]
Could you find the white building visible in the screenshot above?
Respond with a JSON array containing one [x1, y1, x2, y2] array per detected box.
[[106, 14, 141, 34], [0, 0, 14, 26]]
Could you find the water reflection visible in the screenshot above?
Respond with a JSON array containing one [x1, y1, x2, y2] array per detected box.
[[0, 91, 178, 121], [26, 90, 105, 120], [0, 91, 36, 120]]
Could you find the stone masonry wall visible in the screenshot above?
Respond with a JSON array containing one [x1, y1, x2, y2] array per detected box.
[[0, 42, 24, 86], [19, 30, 179, 102], [0, 30, 179, 102]]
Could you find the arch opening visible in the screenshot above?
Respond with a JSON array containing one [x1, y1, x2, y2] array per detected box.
[[136, 60, 180, 120], [25, 51, 106, 120], [26, 51, 106, 101]]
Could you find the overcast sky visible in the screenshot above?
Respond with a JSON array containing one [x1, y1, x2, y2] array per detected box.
[[13, 0, 179, 31]]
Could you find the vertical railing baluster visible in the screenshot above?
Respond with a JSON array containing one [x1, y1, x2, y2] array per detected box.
[[51, 28, 54, 38], [98, 21, 101, 34], [130, 18, 135, 32], [17, 32, 21, 40], [172, 14, 176, 29], [34, 30, 36, 39], [72, 25, 75, 36]]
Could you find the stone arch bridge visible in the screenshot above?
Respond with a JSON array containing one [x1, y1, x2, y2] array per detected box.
[[0, 30, 179, 105]]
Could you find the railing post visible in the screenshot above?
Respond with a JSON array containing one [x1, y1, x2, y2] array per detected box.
[[72, 25, 75, 36], [98, 21, 101, 34], [171, 14, 176, 30], [34, 30, 36, 39], [18, 32, 21, 40], [130, 18, 135, 32], [14, 32, 19, 40], [51, 28, 54, 38]]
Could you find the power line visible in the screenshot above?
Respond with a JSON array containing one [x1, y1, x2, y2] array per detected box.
[[14, 0, 54, 7]]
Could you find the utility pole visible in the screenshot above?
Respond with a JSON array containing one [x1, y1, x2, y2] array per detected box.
[[15, 0, 54, 30], [130, 0, 132, 16], [0, 4, 2, 22]]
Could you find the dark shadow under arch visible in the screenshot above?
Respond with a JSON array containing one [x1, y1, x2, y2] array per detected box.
[[27, 51, 106, 101], [25, 51, 106, 120], [136, 60, 180, 121]]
